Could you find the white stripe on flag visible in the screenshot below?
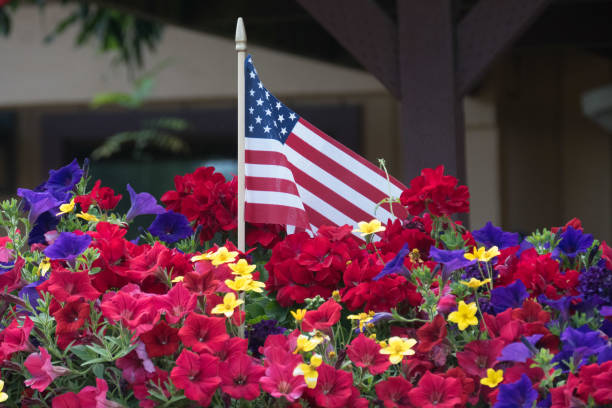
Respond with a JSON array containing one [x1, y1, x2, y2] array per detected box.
[[283, 145, 395, 224], [246, 190, 305, 210], [245, 163, 295, 181], [296, 185, 358, 228], [245, 137, 284, 152], [292, 121, 403, 198]]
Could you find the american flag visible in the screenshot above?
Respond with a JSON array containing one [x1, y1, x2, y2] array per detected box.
[[244, 55, 407, 236]]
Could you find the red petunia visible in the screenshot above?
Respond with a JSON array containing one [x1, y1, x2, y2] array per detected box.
[[219, 354, 265, 400], [53, 301, 90, 334], [305, 363, 353, 407], [347, 334, 391, 375], [140, 321, 179, 357], [260, 364, 307, 402], [302, 299, 342, 333], [0, 316, 34, 357], [52, 378, 122, 408], [376, 376, 413, 408], [46, 269, 101, 303], [400, 165, 469, 217], [416, 314, 447, 353], [408, 371, 462, 408], [456, 339, 505, 378], [210, 337, 248, 362], [170, 349, 221, 406], [100, 286, 159, 335], [155, 282, 196, 324], [0, 257, 24, 293], [24, 347, 69, 391], [178, 313, 229, 353]]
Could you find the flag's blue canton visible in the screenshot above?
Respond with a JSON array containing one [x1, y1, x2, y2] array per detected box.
[[245, 55, 299, 144]]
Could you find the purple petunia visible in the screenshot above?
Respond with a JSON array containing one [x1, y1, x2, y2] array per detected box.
[[553, 326, 607, 371], [43, 232, 92, 262], [373, 243, 410, 281], [125, 184, 165, 222], [17, 189, 64, 224], [472, 221, 520, 249], [498, 335, 543, 363], [429, 246, 476, 274], [148, 211, 193, 244], [42, 159, 83, 194], [490, 279, 528, 314], [493, 374, 539, 408], [18, 276, 47, 312], [554, 226, 594, 258]]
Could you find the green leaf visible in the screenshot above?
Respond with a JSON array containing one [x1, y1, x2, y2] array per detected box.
[[92, 364, 105, 379]]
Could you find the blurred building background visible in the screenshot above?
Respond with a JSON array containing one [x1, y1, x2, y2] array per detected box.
[[0, 1, 611, 240]]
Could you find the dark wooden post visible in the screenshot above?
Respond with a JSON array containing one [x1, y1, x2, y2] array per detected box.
[[397, 1, 465, 183]]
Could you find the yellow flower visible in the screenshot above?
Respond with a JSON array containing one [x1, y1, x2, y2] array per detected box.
[[229, 259, 256, 276], [464, 246, 500, 262], [311, 330, 330, 344], [210, 247, 239, 266], [293, 334, 321, 354], [245, 279, 266, 293], [347, 311, 375, 332], [76, 212, 99, 222], [0, 379, 7, 403], [448, 301, 479, 330], [379, 336, 417, 364], [353, 219, 386, 236], [293, 354, 323, 389], [291, 309, 307, 322], [225, 275, 265, 293], [211, 292, 244, 318], [409, 248, 422, 263], [480, 368, 504, 388], [460, 278, 491, 289], [332, 290, 341, 302], [190, 251, 214, 262], [56, 198, 75, 216], [171, 276, 184, 283], [225, 276, 252, 292], [38, 257, 51, 277]]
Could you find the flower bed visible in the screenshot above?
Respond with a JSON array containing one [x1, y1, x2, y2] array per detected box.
[[0, 160, 610, 407]]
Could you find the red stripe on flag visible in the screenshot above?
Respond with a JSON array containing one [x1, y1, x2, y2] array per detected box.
[[245, 176, 299, 195], [285, 133, 406, 218], [245, 203, 309, 229], [298, 118, 406, 192], [245, 150, 287, 166]]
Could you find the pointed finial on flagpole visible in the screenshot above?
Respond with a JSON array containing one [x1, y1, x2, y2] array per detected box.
[[235, 17, 247, 51]]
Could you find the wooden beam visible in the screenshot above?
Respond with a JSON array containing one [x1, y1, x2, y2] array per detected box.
[[397, 0, 466, 183], [457, 0, 554, 94], [295, 0, 400, 98]]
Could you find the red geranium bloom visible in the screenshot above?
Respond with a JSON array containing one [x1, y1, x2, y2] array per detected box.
[[347, 334, 391, 375], [53, 301, 90, 334], [219, 354, 265, 400], [376, 376, 414, 408], [260, 364, 307, 402], [400, 165, 469, 217], [170, 349, 221, 406], [456, 339, 505, 378], [75, 180, 122, 211], [512, 299, 550, 324], [47, 269, 101, 303], [305, 363, 353, 408], [178, 313, 229, 353], [416, 314, 447, 353], [0, 316, 34, 357], [408, 371, 462, 408], [24, 347, 69, 391], [140, 321, 179, 357], [301, 299, 342, 333]]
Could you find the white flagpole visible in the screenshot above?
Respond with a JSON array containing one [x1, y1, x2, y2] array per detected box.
[[235, 17, 247, 253]]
